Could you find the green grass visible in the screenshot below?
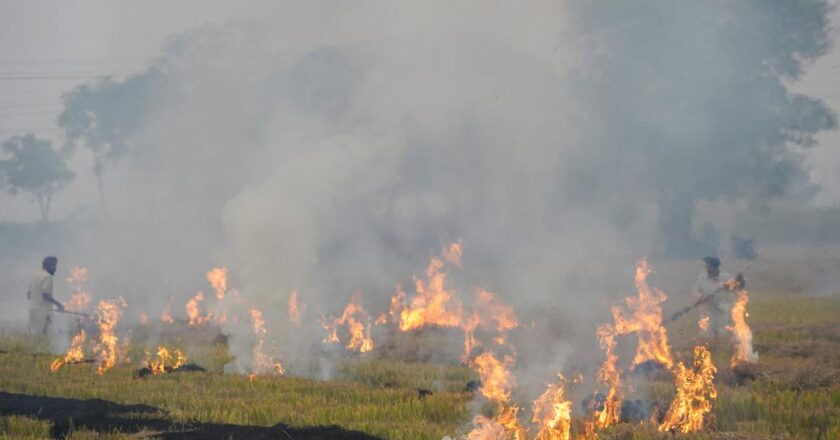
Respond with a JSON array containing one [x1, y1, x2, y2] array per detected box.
[[1, 295, 839, 439]]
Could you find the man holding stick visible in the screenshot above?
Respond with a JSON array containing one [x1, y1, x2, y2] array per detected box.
[[689, 256, 744, 337], [27, 256, 66, 336]]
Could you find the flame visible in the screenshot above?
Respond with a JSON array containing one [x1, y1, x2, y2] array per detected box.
[[207, 267, 228, 300], [321, 295, 374, 353], [66, 292, 91, 312], [397, 243, 465, 331], [474, 289, 519, 333], [66, 266, 88, 284], [64, 267, 92, 312], [250, 308, 285, 375], [588, 259, 671, 431], [375, 313, 388, 325], [464, 348, 526, 439], [658, 346, 718, 433], [50, 330, 86, 372], [473, 352, 516, 403], [698, 316, 710, 332], [160, 299, 174, 323], [288, 289, 305, 327], [613, 259, 673, 368], [532, 374, 572, 440], [726, 288, 758, 367], [93, 299, 123, 375], [463, 289, 520, 360], [468, 405, 527, 440], [144, 346, 187, 375], [186, 292, 209, 325], [462, 312, 481, 362], [589, 328, 622, 431]]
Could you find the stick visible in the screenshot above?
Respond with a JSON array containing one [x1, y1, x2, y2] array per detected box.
[[667, 294, 716, 323], [666, 273, 745, 324], [54, 309, 91, 318]]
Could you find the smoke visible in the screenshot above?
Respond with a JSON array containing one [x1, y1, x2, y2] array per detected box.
[[1, 0, 836, 393]]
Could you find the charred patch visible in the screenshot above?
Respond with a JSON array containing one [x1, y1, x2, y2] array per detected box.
[[0, 392, 383, 439]]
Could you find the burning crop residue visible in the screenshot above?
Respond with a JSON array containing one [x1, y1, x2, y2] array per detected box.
[[589, 328, 622, 431], [50, 329, 87, 372], [160, 298, 174, 323], [288, 289, 305, 327], [207, 267, 227, 300], [531, 374, 572, 440], [65, 266, 92, 312], [658, 345, 717, 433], [321, 294, 374, 353], [727, 288, 758, 367], [698, 316, 710, 332], [384, 243, 520, 361], [94, 298, 125, 375], [586, 258, 672, 431], [143, 346, 187, 375], [40, 253, 744, 438], [463, 289, 520, 362], [395, 242, 465, 332], [250, 308, 285, 377], [186, 291, 209, 325]]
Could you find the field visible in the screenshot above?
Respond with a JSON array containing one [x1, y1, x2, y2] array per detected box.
[[1, 281, 839, 438]]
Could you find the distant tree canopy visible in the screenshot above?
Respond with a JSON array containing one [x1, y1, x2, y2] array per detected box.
[[0, 134, 75, 222], [567, 0, 838, 257], [57, 69, 172, 205]]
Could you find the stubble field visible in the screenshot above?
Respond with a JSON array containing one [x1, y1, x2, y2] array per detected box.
[[1, 258, 839, 440]]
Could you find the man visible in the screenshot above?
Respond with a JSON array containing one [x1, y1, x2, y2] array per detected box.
[[27, 256, 65, 336], [693, 256, 742, 337]]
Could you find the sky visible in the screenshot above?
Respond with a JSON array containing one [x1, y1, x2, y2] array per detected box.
[[0, 0, 838, 223]]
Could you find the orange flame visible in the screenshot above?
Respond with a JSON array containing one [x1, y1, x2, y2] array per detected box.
[[66, 266, 88, 285], [698, 316, 710, 332], [207, 267, 228, 300], [65, 267, 92, 312], [467, 405, 527, 440], [66, 292, 92, 312], [462, 312, 481, 362], [144, 346, 187, 375], [589, 259, 671, 431], [658, 345, 717, 433], [250, 308, 285, 375], [397, 243, 465, 331], [614, 259, 673, 368], [288, 289, 305, 327], [186, 292, 209, 325], [50, 330, 86, 372], [473, 352, 516, 403], [160, 299, 174, 323], [462, 289, 520, 360], [590, 328, 622, 430], [93, 299, 123, 375], [321, 294, 374, 353], [726, 288, 758, 367], [532, 374, 572, 440]]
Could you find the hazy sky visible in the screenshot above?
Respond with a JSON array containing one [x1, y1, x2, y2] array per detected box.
[[0, 0, 838, 222]]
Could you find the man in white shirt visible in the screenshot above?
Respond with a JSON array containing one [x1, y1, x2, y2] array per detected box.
[[693, 256, 738, 337], [27, 256, 65, 336]]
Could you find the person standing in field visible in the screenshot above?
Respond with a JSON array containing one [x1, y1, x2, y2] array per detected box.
[[27, 256, 65, 336], [693, 256, 738, 337]]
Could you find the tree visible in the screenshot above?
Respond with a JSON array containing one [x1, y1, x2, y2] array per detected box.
[[0, 134, 75, 223], [566, 0, 837, 257], [57, 69, 171, 208]]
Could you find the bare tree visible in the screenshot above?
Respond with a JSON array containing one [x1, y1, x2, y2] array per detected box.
[[0, 134, 75, 223]]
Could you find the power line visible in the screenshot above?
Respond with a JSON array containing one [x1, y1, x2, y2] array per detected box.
[[0, 73, 132, 81]]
